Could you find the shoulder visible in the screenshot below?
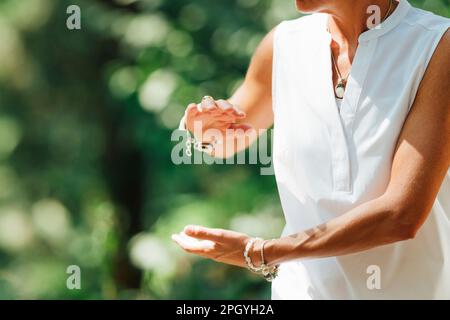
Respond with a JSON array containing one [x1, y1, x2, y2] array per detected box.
[[425, 28, 450, 86], [436, 28, 450, 53], [398, 5, 450, 46], [395, 6, 449, 78], [412, 7, 450, 82], [403, 6, 450, 32], [411, 28, 449, 121]]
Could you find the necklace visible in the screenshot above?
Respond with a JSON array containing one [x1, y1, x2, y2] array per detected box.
[[331, 52, 347, 99], [331, 0, 394, 99]]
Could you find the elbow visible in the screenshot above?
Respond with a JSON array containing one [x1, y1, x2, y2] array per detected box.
[[390, 204, 423, 242], [396, 223, 419, 241]]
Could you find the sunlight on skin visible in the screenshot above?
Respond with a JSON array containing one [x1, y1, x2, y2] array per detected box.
[[172, 231, 215, 251]]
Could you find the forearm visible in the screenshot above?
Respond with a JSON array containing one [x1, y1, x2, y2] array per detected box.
[[263, 195, 413, 266]]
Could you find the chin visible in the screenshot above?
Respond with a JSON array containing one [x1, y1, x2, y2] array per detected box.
[[295, 0, 328, 13]]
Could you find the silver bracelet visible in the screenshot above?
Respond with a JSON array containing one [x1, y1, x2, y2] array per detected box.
[[185, 130, 218, 157], [180, 116, 218, 156], [259, 239, 279, 282]]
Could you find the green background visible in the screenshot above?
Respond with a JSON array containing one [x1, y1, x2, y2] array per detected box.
[[0, 0, 448, 299]]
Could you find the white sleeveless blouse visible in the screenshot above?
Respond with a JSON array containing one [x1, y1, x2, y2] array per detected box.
[[271, 0, 450, 299]]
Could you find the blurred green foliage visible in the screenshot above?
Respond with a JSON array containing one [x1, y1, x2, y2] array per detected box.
[[0, 0, 448, 299]]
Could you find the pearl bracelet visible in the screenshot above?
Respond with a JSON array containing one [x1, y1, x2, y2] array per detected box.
[[244, 237, 279, 282], [244, 237, 264, 273]]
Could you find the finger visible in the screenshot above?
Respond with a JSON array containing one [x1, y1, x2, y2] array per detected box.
[[216, 100, 246, 118], [172, 233, 215, 253], [186, 103, 198, 116], [234, 109, 246, 119], [179, 232, 216, 248], [177, 232, 215, 249], [172, 233, 200, 253], [201, 96, 218, 112], [230, 103, 246, 118], [186, 103, 198, 113], [216, 99, 233, 112], [184, 225, 225, 242]]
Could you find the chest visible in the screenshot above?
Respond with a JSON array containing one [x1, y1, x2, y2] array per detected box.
[[273, 34, 420, 195]]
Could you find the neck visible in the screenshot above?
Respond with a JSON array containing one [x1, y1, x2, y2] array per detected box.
[[327, 0, 397, 50]]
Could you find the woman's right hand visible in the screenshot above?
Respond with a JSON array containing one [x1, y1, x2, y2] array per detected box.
[[184, 96, 253, 143]]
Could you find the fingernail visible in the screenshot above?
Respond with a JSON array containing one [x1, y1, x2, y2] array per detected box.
[[202, 96, 215, 108]]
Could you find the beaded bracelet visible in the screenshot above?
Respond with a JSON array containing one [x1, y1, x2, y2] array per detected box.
[[244, 237, 280, 282], [244, 237, 264, 273]]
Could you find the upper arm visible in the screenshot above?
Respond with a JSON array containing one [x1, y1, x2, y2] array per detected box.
[[229, 29, 275, 130], [384, 29, 450, 235]]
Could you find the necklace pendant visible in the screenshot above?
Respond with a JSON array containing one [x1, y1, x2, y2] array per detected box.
[[335, 81, 345, 99]]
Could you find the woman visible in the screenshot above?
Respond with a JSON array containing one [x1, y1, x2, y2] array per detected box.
[[172, 0, 450, 299]]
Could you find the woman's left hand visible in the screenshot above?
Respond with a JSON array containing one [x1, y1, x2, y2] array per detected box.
[[172, 225, 251, 268]]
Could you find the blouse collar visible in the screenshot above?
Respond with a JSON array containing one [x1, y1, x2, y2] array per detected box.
[[358, 0, 411, 43], [321, 0, 412, 44]]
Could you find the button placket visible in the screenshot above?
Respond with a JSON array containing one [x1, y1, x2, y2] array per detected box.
[[329, 124, 352, 192], [331, 38, 378, 193], [341, 39, 378, 136]]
